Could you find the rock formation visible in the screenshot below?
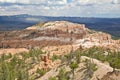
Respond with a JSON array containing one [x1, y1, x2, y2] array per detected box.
[[0, 21, 120, 53]]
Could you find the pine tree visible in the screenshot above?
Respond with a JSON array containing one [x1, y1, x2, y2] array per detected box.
[[69, 61, 78, 80]]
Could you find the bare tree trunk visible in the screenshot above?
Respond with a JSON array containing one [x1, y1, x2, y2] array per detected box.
[[72, 69, 75, 80]]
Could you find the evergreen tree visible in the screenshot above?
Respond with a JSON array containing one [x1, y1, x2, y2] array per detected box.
[[69, 61, 78, 80]]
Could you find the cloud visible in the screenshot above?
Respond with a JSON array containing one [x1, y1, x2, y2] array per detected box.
[[0, 0, 67, 5], [72, 0, 114, 5], [112, 0, 120, 4], [0, 0, 30, 4], [75, 0, 96, 5], [0, 0, 120, 17]]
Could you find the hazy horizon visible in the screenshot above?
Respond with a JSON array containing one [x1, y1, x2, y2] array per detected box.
[[0, 14, 120, 18]]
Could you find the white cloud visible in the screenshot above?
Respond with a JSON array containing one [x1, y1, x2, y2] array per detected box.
[[0, 0, 120, 17], [0, 0, 67, 4], [112, 0, 120, 4], [76, 0, 95, 5], [72, 0, 114, 5], [0, 0, 30, 4]]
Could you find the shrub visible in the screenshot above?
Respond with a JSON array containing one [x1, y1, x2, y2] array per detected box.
[[57, 68, 69, 80], [51, 55, 60, 61], [49, 77, 57, 80], [36, 68, 46, 76]]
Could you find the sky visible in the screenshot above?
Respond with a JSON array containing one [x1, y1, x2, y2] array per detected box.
[[0, 0, 120, 18]]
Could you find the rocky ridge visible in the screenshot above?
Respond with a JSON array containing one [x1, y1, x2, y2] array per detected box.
[[0, 21, 120, 54], [27, 21, 120, 51]]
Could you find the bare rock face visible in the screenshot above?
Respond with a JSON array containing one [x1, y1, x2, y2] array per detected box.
[[88, 32, 112, 42], [0, 21, 87, 50], [101, 71, 120, 80], [41, 21, 86, 33], [0, 21, 120, 52], [75, 31, 120, 51], [27, 21, 86, 34], [27, 21, 87, 39]]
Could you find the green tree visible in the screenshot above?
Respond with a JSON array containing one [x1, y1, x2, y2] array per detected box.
[[109, 58, 120, 72], [36, 68, 47, 77], [49, 77, 57, 80], [83, 59, 97, 80], [69, 61, 78, 79], [57, 68, 69, 80]]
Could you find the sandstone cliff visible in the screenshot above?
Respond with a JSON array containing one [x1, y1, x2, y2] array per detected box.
[[0, 21, 120, 53]]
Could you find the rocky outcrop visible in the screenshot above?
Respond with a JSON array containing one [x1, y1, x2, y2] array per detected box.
[[0, 21, 120, 52], [74, 32, 120, 51], [27, 21, 86, 34], [0, 21, 87, 49], [101, 71, 120, 80], [39, 56, 114, 80]]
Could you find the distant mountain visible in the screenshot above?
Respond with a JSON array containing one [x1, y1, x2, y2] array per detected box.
[[0, 14, 120, 37]]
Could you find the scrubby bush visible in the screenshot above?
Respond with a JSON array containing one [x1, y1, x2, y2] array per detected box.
[[49, 77, 57, 80], [69, 61, 78, 79], [51, 55, 60, 61], [57, 68, 69, 80], [36, 68, 47, 76], [75, 46, 120, 71]]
